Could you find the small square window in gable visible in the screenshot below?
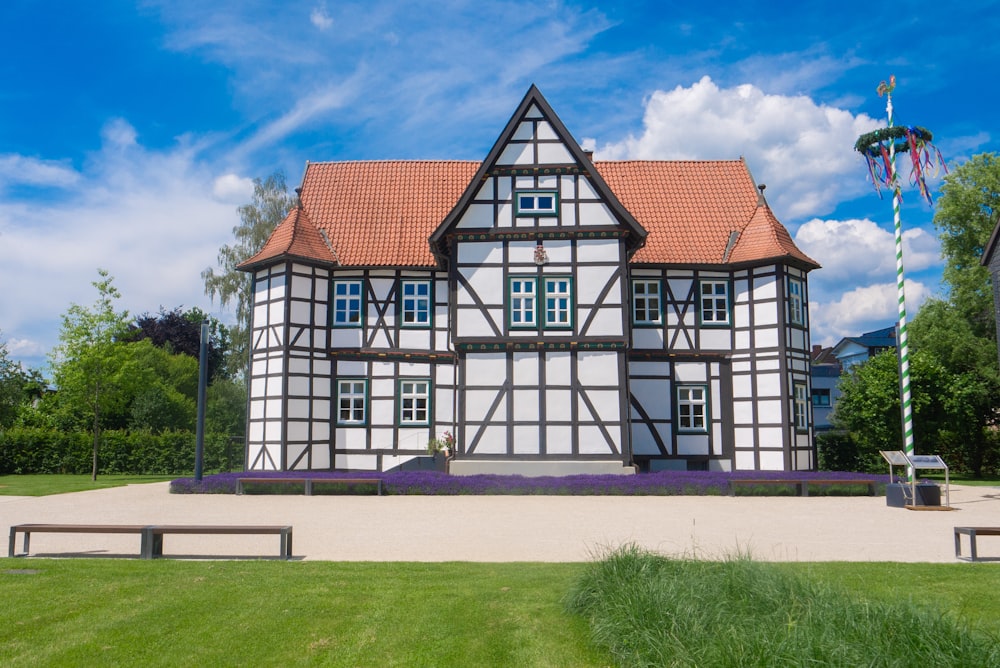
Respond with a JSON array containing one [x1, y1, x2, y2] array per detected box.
[[515, 190, 558, 217]]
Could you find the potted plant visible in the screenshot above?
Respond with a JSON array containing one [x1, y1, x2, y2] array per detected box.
[[427, 431, 456, 458]]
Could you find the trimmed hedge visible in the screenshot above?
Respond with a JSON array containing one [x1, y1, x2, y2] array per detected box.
[[0, 427, 241, 475]]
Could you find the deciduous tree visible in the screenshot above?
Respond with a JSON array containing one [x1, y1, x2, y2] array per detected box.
[[202, 171, 296, 379], [49, 270, 132, 480]]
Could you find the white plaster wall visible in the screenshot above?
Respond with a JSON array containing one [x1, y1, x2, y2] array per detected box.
[[335, 454, 378, 470], [578, 425, 612, 454], [545, 352, 572, 385], [699, 329, 731, 350], [755, 327, 779, 348], [537, 143, 573, 163], [458, 243, 504, 265], [576, 351, 619, 386], [463, 266, 504, 303], [546, 425, 573, 454], [758, 450, 785, 470], [677, 435, 710, 456], [545, 390, 572, 421], [473, 426, 507, 454], [513, 353, 539, 385], [584, 389, 621, 422], [577, 202, 615, 226], [631, 329, 665, 349]]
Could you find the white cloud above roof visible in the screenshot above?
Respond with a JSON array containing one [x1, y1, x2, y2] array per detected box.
[[593, 76, 882, 221]]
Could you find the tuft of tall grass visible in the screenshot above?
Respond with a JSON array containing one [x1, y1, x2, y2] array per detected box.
[[566, 545, 1000, 667]]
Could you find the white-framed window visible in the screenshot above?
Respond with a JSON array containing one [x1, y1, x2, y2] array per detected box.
[[336, 379, 367, 425], [515, 190, 558, 216], [677, 385, 708, 432], [788, 277, 805, 326], [700, 280, 730, 325], [401, 280, 431, 327], [543, 276, 572, 328], [399, 379, 430, 425], [794, 382, 809, 432], [632, 279, 662, 325], [509, 277, 537, 328], [332, 279, 364, 327]]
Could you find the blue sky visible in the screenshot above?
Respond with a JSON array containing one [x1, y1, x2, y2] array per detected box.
[[2, 1, 997, 370]]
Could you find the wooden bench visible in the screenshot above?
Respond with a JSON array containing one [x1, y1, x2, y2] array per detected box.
[[729, 479, 878, 497], [954, 527, 1000, 562], [236, 477, 383, 496], [9, 524, 149, 558], [142, 525, 293, 560], [9, 524, 293, 560]]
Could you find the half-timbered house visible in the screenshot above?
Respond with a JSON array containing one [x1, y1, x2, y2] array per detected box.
[[238, 86, 820, 475]]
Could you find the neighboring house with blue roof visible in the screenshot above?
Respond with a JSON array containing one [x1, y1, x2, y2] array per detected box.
[[809, 345, 841, 432], [831, 326, 897, 371]]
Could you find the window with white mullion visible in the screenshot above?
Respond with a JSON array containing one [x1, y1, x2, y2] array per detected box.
[[510, 277, 537, 328], [632, 279, 662, 325], [401, 280, 431, 327], [399, 379, 430, 425], [788, 277, 806, 326], [700, 280, 730, 325], [544, 277, 572, 328], [332, 279, 363, 327], [677, 385, 708, 432], [336, 379, 367, 425], [515, 190, 558, 216], [794, 382, 809, 432]]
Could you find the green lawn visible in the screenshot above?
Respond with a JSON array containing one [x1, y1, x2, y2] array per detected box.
[[1, 559, 997, 667], [0, 560, 607, 667], [0, 475, 175, 496]]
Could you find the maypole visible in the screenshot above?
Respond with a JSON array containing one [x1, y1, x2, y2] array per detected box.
[[855, 75, 946, 488]]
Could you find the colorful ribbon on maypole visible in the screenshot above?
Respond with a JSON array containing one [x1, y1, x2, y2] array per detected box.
[[855, 76, 946, 485]]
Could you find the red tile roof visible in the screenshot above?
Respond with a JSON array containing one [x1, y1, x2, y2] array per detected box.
[[243, 159, 818, 270], [239, 205, 336, 270]]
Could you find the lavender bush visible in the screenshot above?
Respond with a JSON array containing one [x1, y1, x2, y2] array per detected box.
[[170, 469, 892, 496]]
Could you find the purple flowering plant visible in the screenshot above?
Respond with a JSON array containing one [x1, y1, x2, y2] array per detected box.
[[170, 469, 891, 496]]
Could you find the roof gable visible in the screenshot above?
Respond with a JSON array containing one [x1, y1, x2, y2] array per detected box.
[[429, 85, 646, 259]]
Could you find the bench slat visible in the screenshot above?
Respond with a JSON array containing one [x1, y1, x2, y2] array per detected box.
[[236, 477, 383, 496], [10, 524, 293, 560]]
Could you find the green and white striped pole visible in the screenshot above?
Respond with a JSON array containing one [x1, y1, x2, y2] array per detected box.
[[880, 77, 915, 484]]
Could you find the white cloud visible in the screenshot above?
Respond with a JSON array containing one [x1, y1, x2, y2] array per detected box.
[[101, 118, 139, 148], [794, 217, 941, 284], [310, 5, 333, 31], [0, 154, 80, 189], [809, 279, 932, 347], [594, 76, 882, 220], [0, 121, 243, 369], [213, 173, 254, 202]]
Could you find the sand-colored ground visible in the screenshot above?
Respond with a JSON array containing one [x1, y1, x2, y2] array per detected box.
[[2, 482, 998, 562]]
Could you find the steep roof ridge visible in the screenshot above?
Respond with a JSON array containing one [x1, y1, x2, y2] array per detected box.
[[728, 200, 820, 269], [237, 205, 337, 270]]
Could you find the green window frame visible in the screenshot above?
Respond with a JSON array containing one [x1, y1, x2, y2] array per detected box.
[[332, 279, 364, 327], [543, 276, 573, 329], [632, 279, 662, 325], [676, 385, 709, 433], [336, 379, 368, 426], [788, 277, 806, 326], [399, 379, 431, 426], [400, 279, 432, 328], [515, 190, 559, 216], [509, 276, 538, 329], [699, 279, 730, 326], [794, 382, 809, 432]]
